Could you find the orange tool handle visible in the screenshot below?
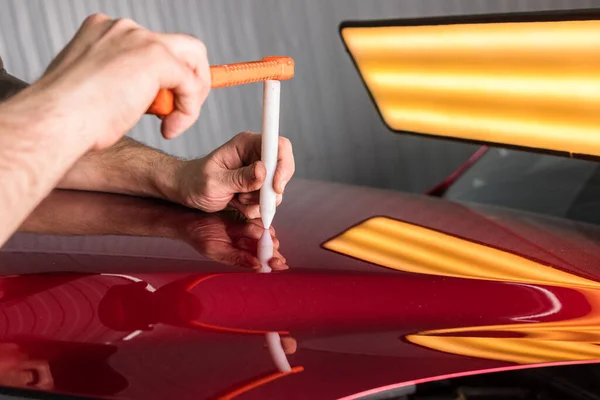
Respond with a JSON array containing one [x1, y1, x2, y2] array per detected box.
[[147, 56, 294, 117]]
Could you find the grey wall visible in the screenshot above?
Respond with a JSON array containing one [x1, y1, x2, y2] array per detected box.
[[1, 0, 598, 192]]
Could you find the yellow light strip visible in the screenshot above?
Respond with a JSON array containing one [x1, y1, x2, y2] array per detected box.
[[344, 22, 600, 58], [323, 217, 599, 289], [342, 20, 600, 156]]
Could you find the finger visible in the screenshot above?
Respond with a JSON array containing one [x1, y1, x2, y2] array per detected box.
[[239, 190, 281, 207], [234, 237, 258, 254], [223, 161, 266, 194], [21, 361, 54, 390], [238, 191, 260, 205], [269, 257, 289, 271], [203, 241, 260, 269], [159, 66, 202, 139], [271, 246, 285, 262], [227, 221, 277, 256], [154, 34, 210, 138], [281, 337, 297, 354], [269, 249, 289, 270], [34, 362, 54, 390], [46, 14, 113, 73], [231, 131, 262, 166], [273, 137, 295, 194], [229, 198, 261, 220], [157, 33, 211, 102], [238, 219, 277, 238], [233, 236, 281, 256], [228, 223, 264, 241]]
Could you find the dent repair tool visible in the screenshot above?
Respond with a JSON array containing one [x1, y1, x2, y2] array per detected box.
[[147, 56, 294, 229]]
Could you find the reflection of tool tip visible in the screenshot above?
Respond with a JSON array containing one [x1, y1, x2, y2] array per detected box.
[[261, 209, 275, 230], [257, 229, 274, 273], [265, 332, 292, 373]]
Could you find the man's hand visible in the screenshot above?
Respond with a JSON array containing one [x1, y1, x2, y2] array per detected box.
[[36, 13, 210, 149], [183, 215, 288, 270], [174, 132, 295, 219], [0, 14, 210, 246]]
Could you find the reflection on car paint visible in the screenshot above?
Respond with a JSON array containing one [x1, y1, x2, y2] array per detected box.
[[322, 216, 599, 288], [0, 265, 598, 398], [2, 185, 600, 399], [407, 282, 600, 364], [324, 216, 600, 365]]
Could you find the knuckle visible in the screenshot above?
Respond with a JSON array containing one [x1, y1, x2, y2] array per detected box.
[[202, 172, 216, 191], [238, 131, 255, 139], [234, 131, 256, 144], [83, 13, 108, 27], [196, 40, 208, 56], [128, 27, 153, 43], [233, 171, 245, 189], [204, 151, 220, 167], [113, 17, 137, 30], [143, 37, 167, 58]]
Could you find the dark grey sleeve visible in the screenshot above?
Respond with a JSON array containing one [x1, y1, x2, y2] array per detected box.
[[0, 56, 28, 101]]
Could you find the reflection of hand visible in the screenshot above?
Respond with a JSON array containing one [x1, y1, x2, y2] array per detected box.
[[263, 336, 297, 355], [174, 132, 295, 219], [182, 214, 288, 270], [280, 337, 297, 355], [20, 190, 289, 270], [0, 343, 53, 390]]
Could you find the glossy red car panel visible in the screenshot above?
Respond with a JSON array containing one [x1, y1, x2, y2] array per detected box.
[[1, 179, 599, 399]]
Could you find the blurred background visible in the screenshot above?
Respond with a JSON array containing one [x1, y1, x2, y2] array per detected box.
[[0, 0, 597, 192]]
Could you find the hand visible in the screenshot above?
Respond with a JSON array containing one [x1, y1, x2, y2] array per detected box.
[[20, 190, 289, 270], [0, 344, 53, 390], [175, 131, 295, 219], [182, 214, 289, 270], [36, 14, 210, 149]]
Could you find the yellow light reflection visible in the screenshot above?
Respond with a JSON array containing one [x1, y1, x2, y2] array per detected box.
[[322, 216, 599, 289], [323, 216, 600, 364], [342, 20, 600, 156], [407, 286, 600, 364]]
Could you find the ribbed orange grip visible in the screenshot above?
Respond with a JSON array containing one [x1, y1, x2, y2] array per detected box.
[[147, 56, 294, 117]]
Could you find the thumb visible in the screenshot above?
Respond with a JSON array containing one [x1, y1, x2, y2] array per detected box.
[[224, 161, 266, 193]]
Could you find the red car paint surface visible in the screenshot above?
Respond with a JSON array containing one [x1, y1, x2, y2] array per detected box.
[[0, 179, 599, 399]]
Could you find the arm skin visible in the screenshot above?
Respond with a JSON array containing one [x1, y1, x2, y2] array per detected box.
[[0, 67, 161, 244], [0, 63, 184, 207], [57, 136, 185, 204], [0, 87, 94, 245]]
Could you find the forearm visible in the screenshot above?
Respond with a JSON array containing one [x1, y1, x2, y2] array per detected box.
[[0, 88, 93, 245], [57, 136, 185, 202], [19, 190, 186, 239]]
